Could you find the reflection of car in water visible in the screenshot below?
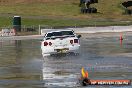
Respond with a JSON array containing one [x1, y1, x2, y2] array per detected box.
[[41, 30, 81, 56]]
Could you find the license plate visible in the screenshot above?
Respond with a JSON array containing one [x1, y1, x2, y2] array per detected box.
[[55, 48, 69, 53]]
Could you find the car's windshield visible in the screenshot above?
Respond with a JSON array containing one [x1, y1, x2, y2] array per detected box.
[[46, 31, 74, 37]]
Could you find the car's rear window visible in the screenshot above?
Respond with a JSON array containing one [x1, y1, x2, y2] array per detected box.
[[46, 32, 62, 37], [46, 31, 74, 37], [61, 31, 74, 35]]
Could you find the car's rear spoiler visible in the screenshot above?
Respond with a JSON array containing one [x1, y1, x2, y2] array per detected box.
[[45, 35, 75, 40], [41, 29, 74, 36]]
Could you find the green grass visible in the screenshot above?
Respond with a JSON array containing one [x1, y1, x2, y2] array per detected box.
[[0, 1, 80, 17], [0, 17, 12, 28], [0, 0, 132, 29], [0, 16, 132, 31]]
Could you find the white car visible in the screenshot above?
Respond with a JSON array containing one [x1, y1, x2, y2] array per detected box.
[[41, 30, 81, 56]]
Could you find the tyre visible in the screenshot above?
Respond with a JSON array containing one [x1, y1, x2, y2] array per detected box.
[[129, 10, 132, 15], [81, 8, 85, 13], [126, 9, 132, 15], [84, 9, 87, 13], [86, 8, 92, 13], [81, 8, 88, 13], [81, 8, 84, 13], [91, 7, 97, 13], [81, 8, 97, 14]]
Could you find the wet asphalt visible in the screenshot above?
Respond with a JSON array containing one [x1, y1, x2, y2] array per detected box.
[[0, 33, 132, 88]]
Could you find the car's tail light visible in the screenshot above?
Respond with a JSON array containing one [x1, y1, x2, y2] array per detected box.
[[70, 40, 73, 44], [74, 39, 79, 43], [49, 42, 52, 46], [44, 42, 48, 46]]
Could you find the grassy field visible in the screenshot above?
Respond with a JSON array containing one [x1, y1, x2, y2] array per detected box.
[[0, 0, 132, 29]]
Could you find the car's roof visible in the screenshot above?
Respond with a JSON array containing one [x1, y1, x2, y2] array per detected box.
[[46, 30, 74, 33]]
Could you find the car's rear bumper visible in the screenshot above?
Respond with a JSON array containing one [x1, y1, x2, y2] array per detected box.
[[41, 45, 80, 55]]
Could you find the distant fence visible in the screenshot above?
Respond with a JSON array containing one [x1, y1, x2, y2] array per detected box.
[[1, 23, 132, 36], [0, 25, 53, 36]]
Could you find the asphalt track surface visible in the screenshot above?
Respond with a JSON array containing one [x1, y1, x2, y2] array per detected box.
[[0, 27, 132, 88]]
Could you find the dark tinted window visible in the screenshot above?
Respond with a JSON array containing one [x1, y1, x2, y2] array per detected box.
[[46, 32, 62, 37], [52, 32, 62, 36], [61, 31, 74, 35], [46, 33, 53, 37], [46, 31, 74, 37]]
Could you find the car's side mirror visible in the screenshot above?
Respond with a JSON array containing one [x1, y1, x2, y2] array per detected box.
[[77, 35, 81, 38]]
